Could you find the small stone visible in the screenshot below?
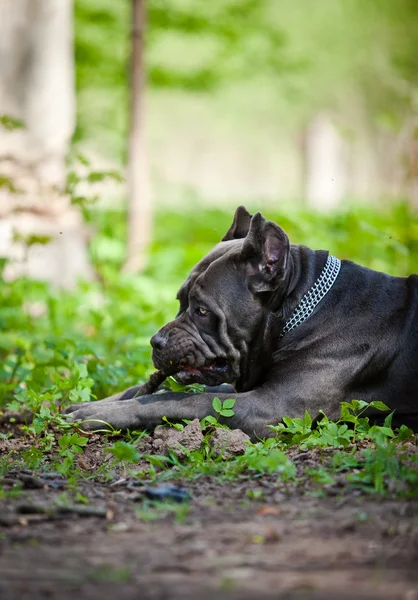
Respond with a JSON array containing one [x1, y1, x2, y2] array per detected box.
[[144, 483, 190, 503], [210, 428, 250, 459], [152, 419, 203, 459], [152, 438, 166, 452], [177, 419, 204, 457], [135, 434, 153, 454]]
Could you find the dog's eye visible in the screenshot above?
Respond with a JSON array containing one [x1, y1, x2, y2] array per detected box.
[[195, 307, 210, 317]]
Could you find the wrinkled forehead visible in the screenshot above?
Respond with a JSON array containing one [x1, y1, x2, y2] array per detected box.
[[176, 240, 243, 304]]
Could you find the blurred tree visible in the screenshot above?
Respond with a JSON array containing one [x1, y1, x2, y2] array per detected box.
[[124, 0, 151, 272], [0, 0, 94, 288], [353, 0, 418, 204], [123, 0, 290, 271], [74, 0, 291, 158]]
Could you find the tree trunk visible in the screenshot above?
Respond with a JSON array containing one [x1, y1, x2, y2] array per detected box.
[[123, 0, 152, 273], [304, 114, 348, 210], [0, 0, 94, 289]]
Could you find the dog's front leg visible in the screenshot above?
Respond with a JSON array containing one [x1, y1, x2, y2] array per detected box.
[[64, 390, 270, 438]]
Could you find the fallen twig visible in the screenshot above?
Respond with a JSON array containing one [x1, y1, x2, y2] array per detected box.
[[133, 366, 178, 397], [16, 504, 109, 518]]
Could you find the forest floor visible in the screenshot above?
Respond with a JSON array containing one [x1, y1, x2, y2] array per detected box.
[[1, 426, 417, 600]]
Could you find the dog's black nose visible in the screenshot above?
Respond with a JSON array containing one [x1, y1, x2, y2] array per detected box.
[[151, 331, 168, 350]]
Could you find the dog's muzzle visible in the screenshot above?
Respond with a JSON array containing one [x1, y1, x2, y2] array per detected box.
[[150, 328, 236, 386]]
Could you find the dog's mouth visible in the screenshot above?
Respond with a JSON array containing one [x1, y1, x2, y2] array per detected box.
[[174, 358, 233, 385], [178, 357, 229, 376]]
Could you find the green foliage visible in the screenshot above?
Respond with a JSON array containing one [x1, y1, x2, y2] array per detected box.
[[267, 400, 417, 496], [12, 233, 52, 248], [107, 440, 140, 464], [74, 0, 289, 154], [241, 441, 295, 478], [66, 155, 124, 211], [58, 432, 89, 456], [335, 446, 418, 496], [74, 1, 418, 160], [0, 174, 22, 194], [214, 397, 236, 418], [57, 432, 89, 475], [147, 0, 289, 90], [163, 376, 205, 394], [0, 114, 24, 131], [200, 397, 236, 428], [269, 400, 396, 449]]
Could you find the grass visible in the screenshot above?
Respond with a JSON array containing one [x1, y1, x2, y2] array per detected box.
[[0, 202, 417, 501]]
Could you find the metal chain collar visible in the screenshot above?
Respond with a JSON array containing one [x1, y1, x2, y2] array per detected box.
[[280, 254, 341, 338]]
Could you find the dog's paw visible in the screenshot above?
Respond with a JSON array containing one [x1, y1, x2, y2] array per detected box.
[[63, 402, 92, 414], [64, 399, 142, 432], [63, 402, 114, 431]]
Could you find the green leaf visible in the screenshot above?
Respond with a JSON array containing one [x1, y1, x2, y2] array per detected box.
[[162, 415, 184, 430], [77, 363, 88, 378], [0, 174, 22, 194], [383, 411, 394, 428], [303, 411, 312, 427], [32, 417, 46, 435], [73, 152, 91, 167], [340, 402, 358, 420], [201, 415, 217, 426], [78, 388, 91, 403], [212, 397, 222, 414], [107, 441, 140, 463], [243, 447, 295, 477], [13, 233, 52, 247], [356, 417, 371, 435], [58, 436, 69, 449], [0, 114, 24, 130], [368, 400, 390, 412], [164, 376, 187, 392], [367, 425, 394, 444], [87, 170, 124, 183], [396, 424, 413, 441], [222, 398, 236, 410], [39, 405, 52, 419], [57, 455, 74, 475], [75, 435, 88, 446], [185, 383, 205, 393], [219, 409, 234, 418], [308, 467, 335, 485], [350, 400, 370, 412]]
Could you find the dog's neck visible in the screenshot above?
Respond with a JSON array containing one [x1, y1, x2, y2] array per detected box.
[[281, 253, 341, 337], [238, 247, 340, 392], [272, 246, 335, 330]]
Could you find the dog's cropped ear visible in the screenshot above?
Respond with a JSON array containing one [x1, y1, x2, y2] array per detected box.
[[222, 206, 253, 241], [240, 212, 290, 293]]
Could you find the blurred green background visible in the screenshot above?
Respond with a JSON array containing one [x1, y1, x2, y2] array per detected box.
[[1, 0, 417, 409], [74, 0, 418, 206]]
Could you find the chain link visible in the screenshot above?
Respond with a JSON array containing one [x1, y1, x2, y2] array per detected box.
[[280, 255, 341, 337]]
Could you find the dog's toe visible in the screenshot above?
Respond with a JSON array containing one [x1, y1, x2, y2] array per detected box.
[[62, 402, 92, 415]]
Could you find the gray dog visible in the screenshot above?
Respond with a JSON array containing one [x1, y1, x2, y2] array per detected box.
[[66, 206, 418, 437]]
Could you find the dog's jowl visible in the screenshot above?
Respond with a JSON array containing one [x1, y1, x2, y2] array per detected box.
[[66, 206, 418, 438]]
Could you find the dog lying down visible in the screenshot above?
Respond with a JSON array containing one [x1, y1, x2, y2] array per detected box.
[[65, 206, 418, 438]]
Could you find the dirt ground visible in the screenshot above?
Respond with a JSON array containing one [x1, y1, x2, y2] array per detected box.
[[1, 430, 417, 600]]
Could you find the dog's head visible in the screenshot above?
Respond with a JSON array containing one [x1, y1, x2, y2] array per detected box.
[[151, 206, 291, 390]]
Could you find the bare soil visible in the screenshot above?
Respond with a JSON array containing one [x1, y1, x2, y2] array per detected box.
[[1, 428, 417, 600]]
